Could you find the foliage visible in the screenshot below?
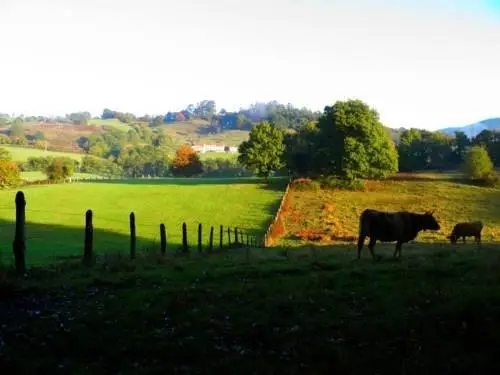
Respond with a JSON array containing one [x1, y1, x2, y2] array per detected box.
[[0, 159, 21, 188], [80, 156, 123, 177], [44, 158, 75, 182], [0, 135, 10, 144], [171, 145, 203, 177], [201, 157, 250, 177], [461, 145, 494, 180], [315, 99, 398, 179], [9, 117, 25, 137], [238, 121, 285, 179], [0, 147, 12, 160]]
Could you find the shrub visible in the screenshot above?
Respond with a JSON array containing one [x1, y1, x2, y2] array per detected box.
[[319, 177, 365, 191], [291, 178, 321, 191], [461, 145, 493, 180]]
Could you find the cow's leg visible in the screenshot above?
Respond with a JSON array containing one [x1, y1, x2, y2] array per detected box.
[[368, 237, 377, 260], [357, 235, 366, 259], [393, 241, 403, 258], [476, 233, 481, 245], [462, 236, 466, 244]]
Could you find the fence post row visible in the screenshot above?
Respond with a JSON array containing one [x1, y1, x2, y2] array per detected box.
[[13, 191, 26, 274], [198, 223, 203, 252], [160, 223, 167, 255], [219, 225, 223, 250], [182, 222, 188, 252], [83, 209, 93, 265], [130, 212, 136, 259], [209, 226, 214, 253]]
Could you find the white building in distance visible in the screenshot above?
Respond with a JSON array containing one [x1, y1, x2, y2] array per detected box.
[[192, 144, 239, 154]]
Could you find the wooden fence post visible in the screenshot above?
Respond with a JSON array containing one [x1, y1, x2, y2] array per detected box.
[[83, 209, 93, 265], [160, 223, 167, 255], [234, 227, 238, 245], [246, 233, 249, 247], [219, 225, 223, 250], [182, 222, 188, 253], [227, 227, 231, 247], [209, 226, 214, 253], [13, 191, 26, 274], [198, 223, 202, 252], [130, 212, 136, 259]]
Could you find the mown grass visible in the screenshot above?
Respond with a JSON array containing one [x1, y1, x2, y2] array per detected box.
[[88, 118, 133, 132], [2, 145, 86, 162], [2, 243, 500, 374], [280, 173, 500, 247], [199, 151, 239, 161], [20, 171, 103, 181], [0, 178, 286, 265]]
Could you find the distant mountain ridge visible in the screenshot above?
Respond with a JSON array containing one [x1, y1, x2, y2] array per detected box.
[[439, 118, 500, 138]]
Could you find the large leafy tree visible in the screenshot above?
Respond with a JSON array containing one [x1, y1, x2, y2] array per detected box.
[[461, 145, 493, 179], [316, 99, 398, 179], [238, 121, 285, 180]]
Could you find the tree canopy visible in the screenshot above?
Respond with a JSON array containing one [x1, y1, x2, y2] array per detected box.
[[238, 121, 285, 179], [461, 145, 493, 180]]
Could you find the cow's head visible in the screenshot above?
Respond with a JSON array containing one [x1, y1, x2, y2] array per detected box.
[[421, 211, 441, 231]]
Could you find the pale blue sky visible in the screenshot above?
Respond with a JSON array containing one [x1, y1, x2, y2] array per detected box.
[[0, 0, 499, 130]]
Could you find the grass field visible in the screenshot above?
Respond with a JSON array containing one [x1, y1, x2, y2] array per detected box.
[[0, 178, 286, 265], [20, 171, 104, 181], [3, 243, 500, 373], [160, 120, 249, 146], [199, 151, 239, 161], [279, 173, 500, 247], [88, 118, 132, 132], [2, 145, 86, 162]]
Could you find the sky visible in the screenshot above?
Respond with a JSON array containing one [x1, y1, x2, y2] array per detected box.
[[0, 0, 499, 130]]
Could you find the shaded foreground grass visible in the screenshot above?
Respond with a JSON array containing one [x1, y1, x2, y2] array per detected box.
[[2, 243, 500, 374], [0, 178, 286, 265]]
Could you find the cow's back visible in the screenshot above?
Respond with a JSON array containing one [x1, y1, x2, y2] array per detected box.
[[359, 209, 407, 242]]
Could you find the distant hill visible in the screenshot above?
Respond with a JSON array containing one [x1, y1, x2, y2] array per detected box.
[[439, 118, 500, 138]]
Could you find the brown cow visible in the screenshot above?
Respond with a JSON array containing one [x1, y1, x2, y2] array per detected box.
[[357, 209, 441, 259], [447, 221, 483, 244]]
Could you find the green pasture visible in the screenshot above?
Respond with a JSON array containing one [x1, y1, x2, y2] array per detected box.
[[0, 178, 287, 265], [2, 145, 85, 162]]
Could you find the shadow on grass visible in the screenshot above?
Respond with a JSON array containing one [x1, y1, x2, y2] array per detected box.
[[0, 218, 263, 268]]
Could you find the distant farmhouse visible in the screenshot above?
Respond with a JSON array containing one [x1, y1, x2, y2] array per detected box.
[[191, 144, 238, 154]]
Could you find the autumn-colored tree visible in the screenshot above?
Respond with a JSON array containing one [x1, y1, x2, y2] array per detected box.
[[171, 145, 203, 177], [0, 159, 21, 188]]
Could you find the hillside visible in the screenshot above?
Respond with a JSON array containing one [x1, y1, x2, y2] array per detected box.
[[1, 145, 87, 162], [439, 117, 500, 137]]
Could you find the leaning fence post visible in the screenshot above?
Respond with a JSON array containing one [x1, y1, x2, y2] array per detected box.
[[160, 223, 167, 255], [130, 212, 136, 259], [13, 191, 26, 274], [209, 226, 214, 253], [219, 225, 223, 250], [227, 227, 231, 247], [83, 209, 93, 265], [246, 233, 249, 247], [182, 222, 188, 253], [198, 223, 202, 252], [234, 227, 238, 245]]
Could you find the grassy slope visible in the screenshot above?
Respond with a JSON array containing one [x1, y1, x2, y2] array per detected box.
[[2, 145, 86, 162], [199, 151, 239, 161], [160, 119, 249, 146], [3, 244, 500, 374], [0, 178, 286, 265], [88, 118, 132, 132], [279, 172, 500, 247]]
